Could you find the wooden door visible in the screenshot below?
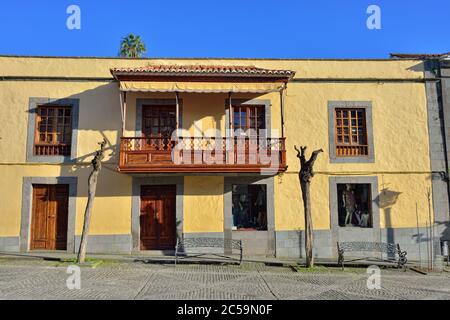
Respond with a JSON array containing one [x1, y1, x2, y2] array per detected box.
[[140, 185, 176, 250], [30, 185, 69, 250]]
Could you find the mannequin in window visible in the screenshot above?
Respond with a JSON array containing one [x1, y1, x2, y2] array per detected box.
[[239, 193, 249, 228], [254, 186, 267, 230], [232, 197, 241, 230], [354, 203, 370, 228], [342, 184, 357, 226]]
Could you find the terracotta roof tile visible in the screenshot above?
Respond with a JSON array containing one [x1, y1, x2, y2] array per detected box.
[[111, 64, 295, 79], [390, 52, 450, 59]]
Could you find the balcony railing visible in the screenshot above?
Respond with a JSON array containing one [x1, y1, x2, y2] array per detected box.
[[119, 136, 287, 173], [336, 145, 369, 157], [34, 143, 71, 156]]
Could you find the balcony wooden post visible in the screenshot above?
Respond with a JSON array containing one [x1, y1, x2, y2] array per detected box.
[[227, 92, 234, 164], [280, 85, 286, 139], [175, 92, 180, 132], [228, 92, 233, 136], [120, 91, 127, 137]]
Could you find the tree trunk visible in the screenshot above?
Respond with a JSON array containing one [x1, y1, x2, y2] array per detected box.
[[77, 139, 106, 264], [294, 146, 323, 268], [301, 179, 314, 267], [77, 169, 99, 264]]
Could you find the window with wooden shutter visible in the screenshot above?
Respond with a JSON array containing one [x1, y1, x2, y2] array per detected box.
[[335, 108, 368, 157], [34, 106, 72, 156], [233, 105, 265, 135]]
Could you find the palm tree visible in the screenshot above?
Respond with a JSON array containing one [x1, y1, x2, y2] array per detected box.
[[119, 34, 147, 58]]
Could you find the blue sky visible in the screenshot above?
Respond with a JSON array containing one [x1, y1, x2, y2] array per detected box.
[[0, 0, 448, 58]]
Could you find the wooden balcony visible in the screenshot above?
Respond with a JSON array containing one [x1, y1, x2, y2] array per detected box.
[[119, 136, 287, 173]]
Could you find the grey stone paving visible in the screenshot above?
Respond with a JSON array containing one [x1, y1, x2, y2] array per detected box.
[[0, 258, 449, 300]]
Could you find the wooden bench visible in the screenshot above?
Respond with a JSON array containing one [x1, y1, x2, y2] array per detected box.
[[175, 237, 243, 265], [337, 241, 407, 270]]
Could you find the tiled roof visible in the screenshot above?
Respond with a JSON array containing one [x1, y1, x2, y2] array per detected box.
[[111, 65, 295, 79], [390, 52, 450, 59]]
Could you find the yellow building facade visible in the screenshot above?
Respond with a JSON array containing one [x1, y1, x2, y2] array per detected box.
[[0, 56, 447, 260]]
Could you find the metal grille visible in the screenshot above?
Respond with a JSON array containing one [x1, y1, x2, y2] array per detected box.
[[176, 237, 242, 251]]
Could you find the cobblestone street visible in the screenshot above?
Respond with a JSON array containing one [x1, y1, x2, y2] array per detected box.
[[1, 258, 450, 300]]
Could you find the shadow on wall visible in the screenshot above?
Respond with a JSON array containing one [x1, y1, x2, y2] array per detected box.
[[25, 83, 128, 198], [26, 85, 275, 199], [374, 186, 402, 246], [406, 62, 426, 73]]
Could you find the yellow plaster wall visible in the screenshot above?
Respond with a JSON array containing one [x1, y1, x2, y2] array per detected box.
[[0, 81, 122, 164], [0, 79, 133, 237], [275, 82, 433, 231], [0, 56, 424, 80], [0, 56, 433, 237], [183, 176, 224, 233], [0, 165, 132, 237]]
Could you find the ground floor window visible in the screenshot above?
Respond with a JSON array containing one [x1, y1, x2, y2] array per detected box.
[[232, 184, 267, 230], [337, 183, 372, 228]]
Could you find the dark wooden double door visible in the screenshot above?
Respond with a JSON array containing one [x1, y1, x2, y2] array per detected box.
[[31, 185, 69, 250], [140, 185, 176, 250]]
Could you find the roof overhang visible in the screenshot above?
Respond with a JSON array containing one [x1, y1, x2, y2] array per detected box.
[[119, 81, 285, 93], [111, 64, 295, 93], [390, 52, 450, 60]]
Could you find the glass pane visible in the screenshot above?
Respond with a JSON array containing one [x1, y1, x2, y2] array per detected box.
[[233, 112, 240, 126], [337, 184, 372, 228], [257, 117, 265, 129], [232, 184, 267, 230]]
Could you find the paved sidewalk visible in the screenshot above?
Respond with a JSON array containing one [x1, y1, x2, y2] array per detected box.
[[1, 257, 450, 300]]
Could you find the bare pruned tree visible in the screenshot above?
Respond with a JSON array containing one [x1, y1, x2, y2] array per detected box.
[[294, 145, 323, 268], [77, 139, 107, 264]]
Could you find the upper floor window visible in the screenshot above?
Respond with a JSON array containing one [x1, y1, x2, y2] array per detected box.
[[34, 105, 72, 156], [328, 101, 374, 163], [335, 108, 368, 157], [233, 105, 265, 136], [142, 105, 176, 137]]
